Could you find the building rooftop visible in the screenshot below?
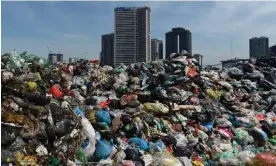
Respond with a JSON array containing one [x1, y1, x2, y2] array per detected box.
[[170, 27, 190, 33], [251, 36, 268, 39], [221, 58, 249, 63], [193, 54, 203, 57], [114, 6, 150, 12]]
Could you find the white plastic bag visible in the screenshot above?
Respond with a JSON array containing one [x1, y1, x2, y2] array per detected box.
[[81, 117, 96, 158]]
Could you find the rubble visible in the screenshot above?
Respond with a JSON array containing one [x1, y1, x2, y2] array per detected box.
[[1, 51, 276, 166]]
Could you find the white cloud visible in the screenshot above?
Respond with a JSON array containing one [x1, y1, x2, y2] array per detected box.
[[151, 2, 276, 65]]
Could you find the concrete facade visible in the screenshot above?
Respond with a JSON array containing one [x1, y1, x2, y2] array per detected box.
[[114, 7, 151, 66]]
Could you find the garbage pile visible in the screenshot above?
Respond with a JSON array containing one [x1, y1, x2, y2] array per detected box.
[[2, 51, 276, 166]]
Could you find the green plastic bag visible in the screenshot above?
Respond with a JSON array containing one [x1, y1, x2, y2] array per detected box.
[[76, 148, 88, 164]]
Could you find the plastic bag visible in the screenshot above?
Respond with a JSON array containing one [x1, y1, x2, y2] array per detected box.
[[94, 140, 113, 161], [234, 128, 252, 145], [81, 118, 96, 158], [128, 137, 149, 150], [74, 108, 85, 118], [27, 82, 37, 92], [187, 67, 199, 78], [149, 140, 166, 152], [113, 150, 126, 163], [237, 150, 255, 163], [96, 110, 111, 126], [7, 52, 25, 70], [72, 76, 85, 86], [174, 134, 188, 147], [254, 152, 276, 166], [143, 102, 169, 114], [15, 151, 37, 166], [152, 152, 182, 166], [1, 71, 14, 82], [142, 154, 153, 166], [218, 152, 239, 166], [122, 160, 135, 166], [206, 89, 222, 100], [49, 85, 64, 98], [179, 157, 193, 166]]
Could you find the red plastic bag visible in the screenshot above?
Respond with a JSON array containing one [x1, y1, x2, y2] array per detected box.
[[49, 85, 64, 98], [99, 98, 110, 108], [255, 153, 276, 165], [90, 60, 99, 64], [256, 114, 266, 121]]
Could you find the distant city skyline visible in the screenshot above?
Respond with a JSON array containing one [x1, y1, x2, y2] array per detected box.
[[2, 1, 276, 65]]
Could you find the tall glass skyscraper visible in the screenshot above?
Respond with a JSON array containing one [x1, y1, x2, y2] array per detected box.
[[101, 33, 114, 67], [114, 7, 151, 66]]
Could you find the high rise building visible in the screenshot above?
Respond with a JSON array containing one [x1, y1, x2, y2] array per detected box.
[[49, 54, 57, 64], [100, 33, 114, 66], [114, 6, 151, 66], [48, 53, 63, 64], [249, 37, 269, 58], [69, 57, 80, 63], [151, 39, 163, 60], [165, 27, 192, 58], [193, 54, 204, 66], [270, 44, 276, 56]]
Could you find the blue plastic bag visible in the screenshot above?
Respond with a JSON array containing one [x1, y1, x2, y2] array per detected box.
[[149, 139, 166, 152], [96, 110, 111, 126], [128, 137, 149, 150], [201, 122, 213, 132], [94, 139, 113, 161], [74, 108, 85, 118]]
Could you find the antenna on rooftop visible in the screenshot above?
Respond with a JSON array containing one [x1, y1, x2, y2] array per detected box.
[[46, 46, 51, 54], [230, 40, 233, 59]]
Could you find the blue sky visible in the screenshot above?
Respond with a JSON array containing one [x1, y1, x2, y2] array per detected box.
[[2, 1, 276, 65]]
